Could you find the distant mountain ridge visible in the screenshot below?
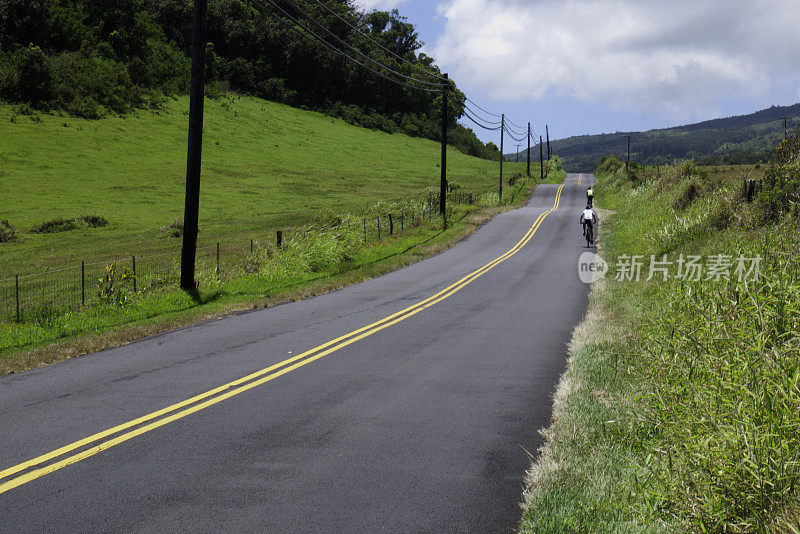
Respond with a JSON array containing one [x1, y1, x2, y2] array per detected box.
[[509, 103, 800, 172]]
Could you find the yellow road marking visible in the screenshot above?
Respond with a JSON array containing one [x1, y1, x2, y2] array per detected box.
[[0, 183, 566, 495]]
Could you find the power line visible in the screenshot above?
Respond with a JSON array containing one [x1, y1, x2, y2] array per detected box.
[[502, 117, 527, 135], [466, 97, 527, 136], [250, 0, 444, 93], [503, 128, 526, 143], [271, 0, 446, 87], [463, 110, 502, 131], [463, 113, 502, 131], [255, 0, 537, 148], [465, 104, 527, 140], [463, 104, 503, 125], [504, 116, 526, 131], [463, 108, 503, 129], [465, 97, 502, 118], [465, 96, 530, 137], [309, 0, 446, 82], [506, 119, 528, 135]]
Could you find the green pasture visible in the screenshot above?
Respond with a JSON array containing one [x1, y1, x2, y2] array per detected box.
[[1, 94, 534, 275]]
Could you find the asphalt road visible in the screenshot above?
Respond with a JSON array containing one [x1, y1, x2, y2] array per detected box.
[[0, 173, 594, 533]]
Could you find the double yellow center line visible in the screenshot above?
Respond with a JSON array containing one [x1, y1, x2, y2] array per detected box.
[[0, 184, 565, 496]]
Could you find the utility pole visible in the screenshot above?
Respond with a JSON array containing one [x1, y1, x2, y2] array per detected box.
[[527, 122, 531, 177], [180, 0, 208, 291], [514, 144, 522, 163], [546, 124, 551, 160], [440, 74, 448, 216], [499, 114, 504, 200], [539, 135, 544, 181], [780, 117, 788, 140], [625, 135, 631, 176]]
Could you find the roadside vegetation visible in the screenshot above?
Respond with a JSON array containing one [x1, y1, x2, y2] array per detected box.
[[0, 91, 562, 371], [0, 94, 528, 276], [0, 0, 498, 158], [0, 168, 564, 374], [520, 142, 800, 532]]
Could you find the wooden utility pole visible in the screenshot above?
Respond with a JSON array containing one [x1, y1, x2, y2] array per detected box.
[[546, 124, 551, 160], [527, 122, 531, 177], [780, 117, 789, 140], [625, 135, 631, 176], [180, 0, 208, 291], [514, 144, 522, 163], [499, 114, 504, 200], [440, 74, 448, 216], [539, 135, 544, 181]]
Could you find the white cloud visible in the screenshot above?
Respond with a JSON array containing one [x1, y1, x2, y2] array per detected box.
[[433, 0, 800, 121], [355, 0, 409, 11]]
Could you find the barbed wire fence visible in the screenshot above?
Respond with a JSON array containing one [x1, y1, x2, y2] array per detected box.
[[1, 189, 481, 324]]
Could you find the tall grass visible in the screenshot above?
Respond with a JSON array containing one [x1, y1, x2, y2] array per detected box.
[[520, 158, 798, 533], [248, 216, 363, 281], [642, 225, 800, 531]]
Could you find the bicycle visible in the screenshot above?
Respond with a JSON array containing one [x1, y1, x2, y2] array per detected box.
[[584, 221, 594, 247]]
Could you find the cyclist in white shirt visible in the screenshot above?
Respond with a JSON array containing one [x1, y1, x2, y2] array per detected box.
[[580, 204, 598, 239]]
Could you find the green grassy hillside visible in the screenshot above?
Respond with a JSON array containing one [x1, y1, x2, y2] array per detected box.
[[1, 94, 525, 275]]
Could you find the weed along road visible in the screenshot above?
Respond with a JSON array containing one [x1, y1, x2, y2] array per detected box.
[[0, 174, 593, 533]]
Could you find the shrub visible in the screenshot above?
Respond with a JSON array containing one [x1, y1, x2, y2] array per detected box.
[[708, 195, 734, 230], [97, 263, 134, 305], [0, 220, 19, 242], [31, 215, 109, 234], [755, 132, 800, 222], [477, 192, 500, 206], [159, 219, 184, 238], [673, 179, 702, 210], [548, 155, 564, 176]]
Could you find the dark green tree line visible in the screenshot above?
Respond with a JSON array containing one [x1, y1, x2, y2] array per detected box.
[[0, 0, 499, 159]]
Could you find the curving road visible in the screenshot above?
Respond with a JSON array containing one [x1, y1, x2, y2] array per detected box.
[[0, 174, 593, 533]]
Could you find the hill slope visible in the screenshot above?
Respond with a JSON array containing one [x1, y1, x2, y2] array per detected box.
[[0, 95, 526, 274], [513, 103, 800, 171]]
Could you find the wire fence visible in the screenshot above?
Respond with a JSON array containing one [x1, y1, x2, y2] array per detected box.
[[1, 190, 476, 324]]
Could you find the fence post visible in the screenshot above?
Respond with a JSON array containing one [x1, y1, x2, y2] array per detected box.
[[377, 217, 380, 239], [132, 256, 137, 293], [277, 230, 283, 249], [15, 274, 20, 323], [389, 213, 394, 235], [81, 260, 85, 306], [250, 239, 253, 253], [400, 213, 404, 232], [216, 242, 220, 277], [363, 219, 366, 244]]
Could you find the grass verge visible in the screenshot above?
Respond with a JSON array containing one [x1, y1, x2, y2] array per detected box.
[[520, 157, 799, 533], [0, 173, 561, 375]]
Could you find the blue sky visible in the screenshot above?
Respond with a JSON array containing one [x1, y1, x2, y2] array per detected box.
[[357, 0, 800, 146]]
